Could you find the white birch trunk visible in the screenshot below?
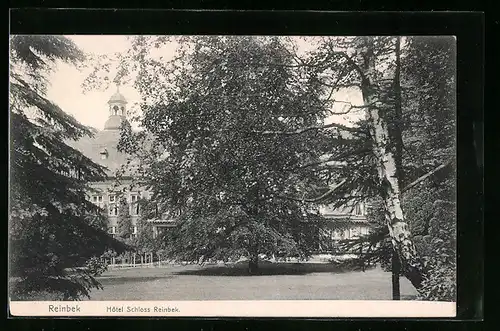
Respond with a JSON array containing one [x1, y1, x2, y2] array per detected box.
[[359, 38, 423, 288]]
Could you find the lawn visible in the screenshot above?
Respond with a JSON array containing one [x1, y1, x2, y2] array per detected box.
[[87, 262, 419, 300]]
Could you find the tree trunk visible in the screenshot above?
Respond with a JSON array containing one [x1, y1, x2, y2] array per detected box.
[[359, 37, 424, 289], [359, 243, 365, 272], [392, 249, 401, 300], [392, 36, 405, 188], [390, 36, 404, 296], [248, 252, 259, 274]]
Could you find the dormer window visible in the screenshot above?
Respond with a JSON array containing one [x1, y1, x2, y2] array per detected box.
[[100, 148, 108, 160]]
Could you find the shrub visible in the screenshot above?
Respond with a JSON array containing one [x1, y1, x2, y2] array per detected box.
[[84, 256, 109, 277], [415, 200, 456, 301]]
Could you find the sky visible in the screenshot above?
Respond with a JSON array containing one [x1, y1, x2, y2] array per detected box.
[[46, 35, 139, 130], [45, 35, 363, 131]]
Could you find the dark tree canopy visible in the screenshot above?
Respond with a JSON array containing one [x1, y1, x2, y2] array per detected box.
[[9, 35, 129, 300], [117, 197, 133, 240], [118, 36, 330, 270]]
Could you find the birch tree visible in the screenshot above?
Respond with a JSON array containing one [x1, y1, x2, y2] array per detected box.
[[300, 36, 455, 291], [357, 36, 424, 289]]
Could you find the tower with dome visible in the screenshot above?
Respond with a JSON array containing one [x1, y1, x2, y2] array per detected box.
[[67, 87, 174, 244]]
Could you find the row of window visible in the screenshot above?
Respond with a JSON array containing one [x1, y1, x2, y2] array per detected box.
[[91, 193, 140, 204], [91, 194, 141, 216], [321, 226, 370, 240], [111, 104, 126, 116], [109, 226, 138, 237], [107, 203, 141, 216]]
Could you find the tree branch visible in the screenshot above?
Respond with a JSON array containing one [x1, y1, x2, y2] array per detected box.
[[295, 159, 345, 170], [314, 80, 361, 89], [254, 122, 366, 136], [325, 44, 367, 83], [285, 161, 452, 204], [402, 161, 453, 193], [280, 179, 348, 203], [294, 147, 371, 171], [328, 100, 377, 115]]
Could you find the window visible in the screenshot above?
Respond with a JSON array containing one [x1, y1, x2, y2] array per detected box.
[[131, 204, 140, 216], [113, 105, 119, 115], [99, 148, 108, 160], [91, 195, 103, 207], [109, 194, 116, 204], [153, 226, 167, 239], [130, 194, 138, 203], [109, 203, 118, 216], [351, 227, 360, 238], [130, 193, 140, 216], [132, 226, 138, 238], [354, 203, 363, 216], [109, 226, 116, 237]]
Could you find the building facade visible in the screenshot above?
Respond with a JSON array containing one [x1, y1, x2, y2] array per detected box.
[[70, 90, 371, 249]]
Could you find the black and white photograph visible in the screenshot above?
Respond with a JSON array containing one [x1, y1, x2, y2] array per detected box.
[[9, 34, 457, 316]]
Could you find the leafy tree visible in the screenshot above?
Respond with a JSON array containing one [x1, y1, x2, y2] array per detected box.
[[413, 199, 456, 301], [117, 196, 133, 240], [114, 36, 328, 273], [9, 35, 129, 300], [131, 200, 164, 254]]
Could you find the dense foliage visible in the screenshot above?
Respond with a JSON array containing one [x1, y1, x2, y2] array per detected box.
[[9, 35, 129, 300], [116, 36, 330, 272], [331, 36, 456, 300], [82, 35, 456, 298], [117, 197, 133, 240]]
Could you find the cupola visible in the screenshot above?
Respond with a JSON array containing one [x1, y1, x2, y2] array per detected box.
[[104, 86, 129, 130]]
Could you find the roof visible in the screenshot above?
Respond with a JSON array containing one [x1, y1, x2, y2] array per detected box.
[[104, 115, 127, 130], [322, 215, 368, 223], [67, 129, 138, 177], [108, 91, 127, 104]]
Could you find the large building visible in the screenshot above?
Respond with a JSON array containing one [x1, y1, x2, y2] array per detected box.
[[70, 89, 371, 250], [67, 89, 158, 239]]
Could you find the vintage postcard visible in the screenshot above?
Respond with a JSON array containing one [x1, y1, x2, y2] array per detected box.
[[9, 34, 457, 317]]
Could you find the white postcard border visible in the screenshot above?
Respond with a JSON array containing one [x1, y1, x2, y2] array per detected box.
[[9, 300, 456, 318]]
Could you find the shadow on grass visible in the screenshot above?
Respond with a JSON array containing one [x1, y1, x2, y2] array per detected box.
[[97, 276, 173, 286], [174, 261, 374, 276]]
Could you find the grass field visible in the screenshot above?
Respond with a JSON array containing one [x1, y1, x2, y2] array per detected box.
[[87, 262, 419, 301]]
